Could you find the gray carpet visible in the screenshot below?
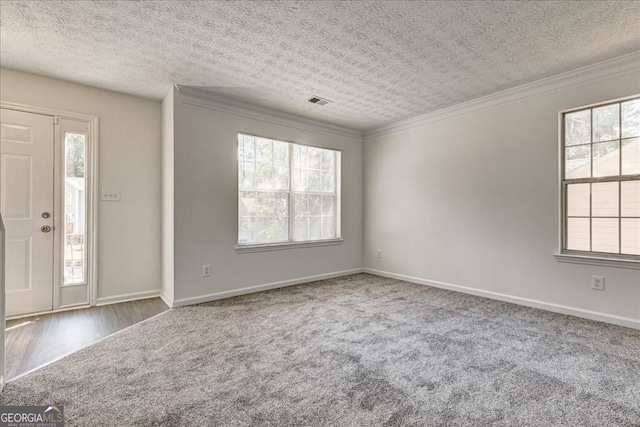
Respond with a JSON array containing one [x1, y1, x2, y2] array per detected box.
[[2, 273, 640, 426]]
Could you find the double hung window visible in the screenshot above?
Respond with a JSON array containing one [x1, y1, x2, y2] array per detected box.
[[238, 134, 341, 247], [561, 97, 640, 263]]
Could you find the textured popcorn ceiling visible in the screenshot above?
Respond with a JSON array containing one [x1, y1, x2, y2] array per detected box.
[[1, 1, 639, 130]]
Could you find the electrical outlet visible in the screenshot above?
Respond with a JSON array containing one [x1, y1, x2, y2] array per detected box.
[[376, 249, 382, 259], [101, 190, 120, 201], [202, 264, 211, 277], [591, 275, 604, 291]]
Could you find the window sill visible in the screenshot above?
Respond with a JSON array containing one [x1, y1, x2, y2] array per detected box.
[[236, 238, 343, 254], [554, 253, 640, 270]]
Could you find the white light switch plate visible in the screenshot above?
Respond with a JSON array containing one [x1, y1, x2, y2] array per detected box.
[[101, 190, 120, 201]]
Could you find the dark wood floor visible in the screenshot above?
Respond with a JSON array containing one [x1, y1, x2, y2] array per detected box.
[[5, 298, 169, 380]]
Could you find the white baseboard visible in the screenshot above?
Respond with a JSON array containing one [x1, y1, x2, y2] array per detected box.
[[172, 268, 365, 307], [96, 290, 161, 306], [364, 268, 640, 330], [159, 291, 174, 308]]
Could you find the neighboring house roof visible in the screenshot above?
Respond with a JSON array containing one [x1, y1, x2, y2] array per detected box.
[[567, 138, 639, 177]]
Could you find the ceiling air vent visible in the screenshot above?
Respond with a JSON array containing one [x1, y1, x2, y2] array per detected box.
[[307, 96, 331, 106]]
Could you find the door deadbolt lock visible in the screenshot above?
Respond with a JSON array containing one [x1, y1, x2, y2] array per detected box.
[[41, 225, 51, 233], [42, 212, 51, 219]]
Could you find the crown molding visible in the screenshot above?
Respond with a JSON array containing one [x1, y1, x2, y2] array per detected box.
[[0, 100, 98, 122], [176, 86, 364, 142], [365, 51, 640, 140]]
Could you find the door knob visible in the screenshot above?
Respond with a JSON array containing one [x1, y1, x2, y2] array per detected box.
[[41, 225, 51, 233], [42, 212, 51, 218]]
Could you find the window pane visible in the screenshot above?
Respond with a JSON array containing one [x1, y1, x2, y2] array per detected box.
[[239, 135, 289, 191], [621, 138, 640, 175], [292, 146, 305, 191], [255, 138, 272, 163], [565, 110, 591, 146], [238, 217, 251, 243], [293, 194, 322, 241], [238, 134, 340, 245], [322, 172, 335, 193], [64, 132, 86, 285], [562, 100, 639, 260], [308, 170, 321, 192], [308, 147, 322, 170], [321, 195, 336, 239], [292, 169, 307, 192], [272, 142, 289, 189], [271, 217, 288, 241], [593, 104, 620, 142], [322, 151, 336, 193], [592, 218, 619, 253], [621, 181, 640, 217], [238, 191, 288, 244], [591, 182, 618, 217], [592, 141, 619, 177], [621, 99, 640, 138], [567, 218, 590, 251], [567, 183, 590, 217], [253, 163, 272, 189], [565, 145, 591, 179], [294, 218, 308, 241], [309, 216, 322, 240], [309, 195, 321, 216], [621, 219, 640, 255], [322, 151, 335, 171], [322, 195, 335, 216], [293, 194, 309, 240], [296, 194, 316, 217], [293, 146, 336, 194], [239, 163, 255, 189], [322, 216, 336, 239]]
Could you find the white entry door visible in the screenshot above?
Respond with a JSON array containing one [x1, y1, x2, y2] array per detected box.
[[1, 108, 55, 317]]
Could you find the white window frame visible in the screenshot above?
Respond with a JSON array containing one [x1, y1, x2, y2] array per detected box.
[[61, 129, 89, 287], [236, 133, 342, 253], [555, 95, 640, 270]]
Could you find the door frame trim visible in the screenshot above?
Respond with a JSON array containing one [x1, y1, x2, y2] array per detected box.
[[1, 101, 99, 307]]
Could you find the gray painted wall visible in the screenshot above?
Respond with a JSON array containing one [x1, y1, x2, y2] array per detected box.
[[2, 62, 638, 331], [170, 92, 364, 303], [364, 71, 640, 326], [0, 68, 162, 303]]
